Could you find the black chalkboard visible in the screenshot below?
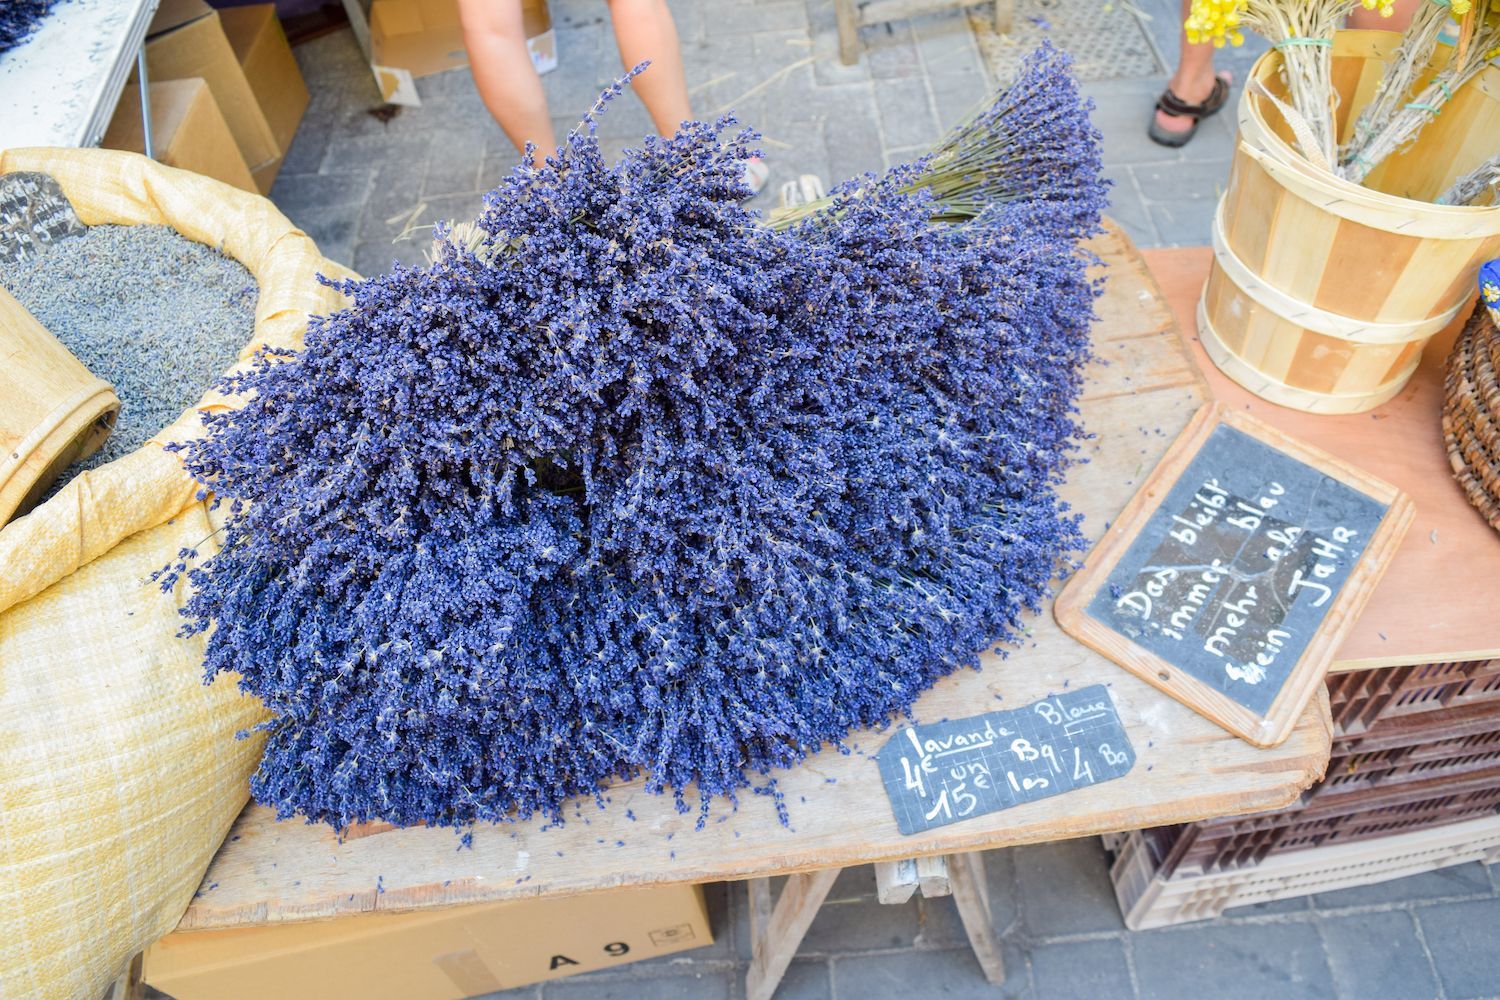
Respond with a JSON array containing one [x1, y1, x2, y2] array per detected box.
[[876, 685, 1134, 836], [0, 172, 85, 268], [1056, 404, 1413, 746]]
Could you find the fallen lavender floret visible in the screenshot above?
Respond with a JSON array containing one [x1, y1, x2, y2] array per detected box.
[[162, 44, 1107, 830]]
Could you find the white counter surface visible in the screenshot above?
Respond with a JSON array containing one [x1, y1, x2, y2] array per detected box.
[[0, 0, 160, 149]]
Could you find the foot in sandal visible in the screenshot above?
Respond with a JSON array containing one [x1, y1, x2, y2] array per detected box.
[[1148, 70, 1232, 148]]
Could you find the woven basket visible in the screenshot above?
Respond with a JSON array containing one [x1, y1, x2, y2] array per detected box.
[[1444, 303, 1500, 532]]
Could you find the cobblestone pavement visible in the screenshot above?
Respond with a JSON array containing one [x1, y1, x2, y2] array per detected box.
[[270, 0, 1258, 265], [483, 842, 1500, 999], [263, 4, 1500, 998]]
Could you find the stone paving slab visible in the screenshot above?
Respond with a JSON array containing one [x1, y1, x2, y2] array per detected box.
[[464, 847, 1500, 1000], [254, 3, 1500, 998], [271, 2, 1242, 263]]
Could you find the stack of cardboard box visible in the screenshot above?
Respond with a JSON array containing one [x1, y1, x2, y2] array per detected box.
[[144, 883, 712, 999], [104, 0, 309, 194]]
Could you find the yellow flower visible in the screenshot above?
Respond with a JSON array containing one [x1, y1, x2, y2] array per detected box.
[[1451, 0, 1472, 14], [1186, 0, 1247, 46], [1484, 281, 1500, 304], [1359, 0, 1396, 16]]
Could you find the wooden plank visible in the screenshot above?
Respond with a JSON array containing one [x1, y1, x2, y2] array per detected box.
[[834, 0, 859, 64], [1146, 247, 1500, 671], [748, 877, 773, 944], [107, 953, 144, 1000], [914, 855, 951, 898], [873, 860, 918, 904], [948, 853, 1005, 984], [1055, 402, 1415, 747], [994, 0, 1013, 34], [859, 0, 988, 27], [745, 869, 841, 1000], [176, 223, 1333, 933]]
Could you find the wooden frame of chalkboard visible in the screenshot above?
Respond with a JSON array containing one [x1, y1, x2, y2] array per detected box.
[[1055, 402, 1414, 748]]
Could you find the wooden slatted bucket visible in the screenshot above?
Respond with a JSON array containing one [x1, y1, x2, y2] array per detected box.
[[0, 284, 119, 524], [1200, 31, 1500, 414]]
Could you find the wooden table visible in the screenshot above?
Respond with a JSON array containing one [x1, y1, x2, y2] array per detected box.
[[172, 226, 1333, 998], [1144, 248, 1500, 672]]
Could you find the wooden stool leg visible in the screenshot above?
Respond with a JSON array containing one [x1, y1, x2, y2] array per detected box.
[[834, 0, 861, 64], [994, 0, 1014, 35], [915, 855, 951, 897], [947, 852, 1006, 985], [873, 859, 918, 904], [108, 953, 145, 1000], [745, 868, 841, 1000], [749, 876, 774, 940]]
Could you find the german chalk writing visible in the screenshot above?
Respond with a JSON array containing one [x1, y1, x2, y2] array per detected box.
[[877, 686, 1134, 835], [1086, 424, 1386, 715]]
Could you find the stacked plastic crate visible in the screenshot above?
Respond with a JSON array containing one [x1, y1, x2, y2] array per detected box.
[[1107, 659, 1500, 928]]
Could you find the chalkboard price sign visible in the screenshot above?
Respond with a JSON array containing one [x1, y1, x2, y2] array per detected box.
[[1056, 404, 1413, 747], [876, 685, 1134, 836]]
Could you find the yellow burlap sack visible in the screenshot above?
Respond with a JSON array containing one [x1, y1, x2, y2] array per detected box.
[[0, 148, 354, 1000]]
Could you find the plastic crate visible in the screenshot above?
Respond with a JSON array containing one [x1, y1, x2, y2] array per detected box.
[[1129, 660, 1500, 876], [1329, 659, 1500, 738], [1163, 776, 1500, 873], [1107, 812, 1500, 930], [1322, 729, 1500, 794], [1105, 657, 1500, 923]]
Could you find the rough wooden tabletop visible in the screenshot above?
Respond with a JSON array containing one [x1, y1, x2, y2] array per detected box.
[[177, 223, 1333, 932]]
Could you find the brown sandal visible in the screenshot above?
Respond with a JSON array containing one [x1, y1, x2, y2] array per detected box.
[[1148, 75, 1231, 148]]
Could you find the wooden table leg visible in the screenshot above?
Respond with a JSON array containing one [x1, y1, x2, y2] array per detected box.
[[108, 952, 145, 1000], [745, 868, 842, 1000], [947, 852, 1006, 984], [915, 854, 951, 897], [834, 0, 861, 65], [994, 0, 1014, 35], [874, 859, 919, 904], [134, 47, 153, 160]]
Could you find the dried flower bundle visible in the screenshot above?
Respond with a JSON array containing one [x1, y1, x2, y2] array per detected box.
[[1192, 0, 1500, 188], [161, 45, 1107, 830], [1438, 153, 1500, 205], [1339, 0, 1455, 165], [1187, 0, 1378, 166]]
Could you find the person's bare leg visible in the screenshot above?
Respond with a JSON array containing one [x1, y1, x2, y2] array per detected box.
[[606, 0, 693, 136], [1154, 0, 1230, 136], [458, 0, 558, 155]]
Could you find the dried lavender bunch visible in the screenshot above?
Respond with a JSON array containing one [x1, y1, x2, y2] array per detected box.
[[1437, 153, 1500, 205], [164, 48, 1106, 830], [771, 42, 1103, 235], [1, 0, 57, 54]]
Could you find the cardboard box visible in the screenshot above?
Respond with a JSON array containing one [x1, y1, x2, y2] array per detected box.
[[143, 883, 711, 1000], [139, 0, 282, 174], [370, 0, 555, 106], [523, 0, 558, 75], [103, 79, 258, 193], [217, 4, 309, 193]]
